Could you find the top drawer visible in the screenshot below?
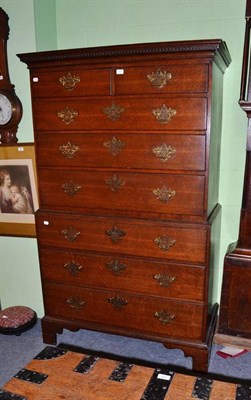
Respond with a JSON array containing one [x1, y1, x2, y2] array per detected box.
[[30, 68, 111, 98], [114, 64, 208, 95], [30, 64, 209, 98]]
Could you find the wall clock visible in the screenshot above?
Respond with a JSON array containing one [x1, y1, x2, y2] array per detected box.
[[0, 7, 22, 144]]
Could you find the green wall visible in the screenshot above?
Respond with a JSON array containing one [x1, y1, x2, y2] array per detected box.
[[0, 0, 247, 317], [0, 0, 43, 314], [34, 0, 57, 51]]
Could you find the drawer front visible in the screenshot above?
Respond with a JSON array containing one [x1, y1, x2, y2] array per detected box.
[[30, 68, 111, 98], [43, 282, 204, 340], [114, 64, 208, 94], [35, 133, 206, 171], [39, 248, 206, 302], [38, 169, 205, 218], [36, 212, 208, 263], [30, 64, 208, 98], [32, 97, 207, 132]]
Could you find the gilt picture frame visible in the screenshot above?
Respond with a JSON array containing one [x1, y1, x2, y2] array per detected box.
[[0, 143, 38, 237]]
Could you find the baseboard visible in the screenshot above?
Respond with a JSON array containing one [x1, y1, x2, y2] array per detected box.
[[214, 333, 251, 350]]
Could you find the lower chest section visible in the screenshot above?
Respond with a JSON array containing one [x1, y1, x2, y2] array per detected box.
[[37, 211, 210, 341]]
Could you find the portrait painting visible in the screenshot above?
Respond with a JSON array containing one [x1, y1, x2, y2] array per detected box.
[[0, 144, 38, 237]]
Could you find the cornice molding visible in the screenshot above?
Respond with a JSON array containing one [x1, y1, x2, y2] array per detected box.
[[18, 39, 231, 71]]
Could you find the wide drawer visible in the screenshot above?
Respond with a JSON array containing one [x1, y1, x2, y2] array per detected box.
[[35, 132, 206, 171], [114, 64, 208, 94], [36, 212, 209, 263], [43, 282, 205, 340], [38, 169, 205, 218], [30, 68, 111, 98], [32, 97, 207, 132], [39, 248, 206, 302]]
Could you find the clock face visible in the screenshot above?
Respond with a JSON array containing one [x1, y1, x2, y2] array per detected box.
[[0, 93, 13, 125]]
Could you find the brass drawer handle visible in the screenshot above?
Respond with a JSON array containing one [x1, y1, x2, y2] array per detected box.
[[154, 310, 175, 325], [61, 181, 82, 197], [105, 174, 125, 192], [154, 273, 176, 288], [152, 104, 176, 124], [64, 260, 83, 276], [152, 143, 176, 162], [154, 235, 176, 251], [147, 68, 172, 89], [61, 227, 80, 242], [59, 72, 80, 91], [108, 295, 128, 310], [153, 186, 176, 203], [106, 259, 127, 276], [105, 226, 126, 243], [59, 141, 80, 158], [57, 106, 78, 125], [103, 102, 124, 121], [67, 296, 85, 309], [103, 136, 126, 156]]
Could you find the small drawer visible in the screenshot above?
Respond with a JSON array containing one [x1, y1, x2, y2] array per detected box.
[[36, 211, 209, 263], [35, 133, 206, 171], [43, 282, 205, 340], [30, 68, 111, 98], [39, 248, 206, 302], [32, 97, 207, 132], [114, 64, 208, 94], [38, 168, 205, 219]]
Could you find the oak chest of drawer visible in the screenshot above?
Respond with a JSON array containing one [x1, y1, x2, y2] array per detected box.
[[19, 39, 231, 372]]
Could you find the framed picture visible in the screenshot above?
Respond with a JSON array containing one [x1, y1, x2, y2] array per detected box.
[[0, 143, 39, 237]]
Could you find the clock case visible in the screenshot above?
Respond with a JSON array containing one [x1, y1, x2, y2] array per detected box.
[[0, 7, 22, 144]]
